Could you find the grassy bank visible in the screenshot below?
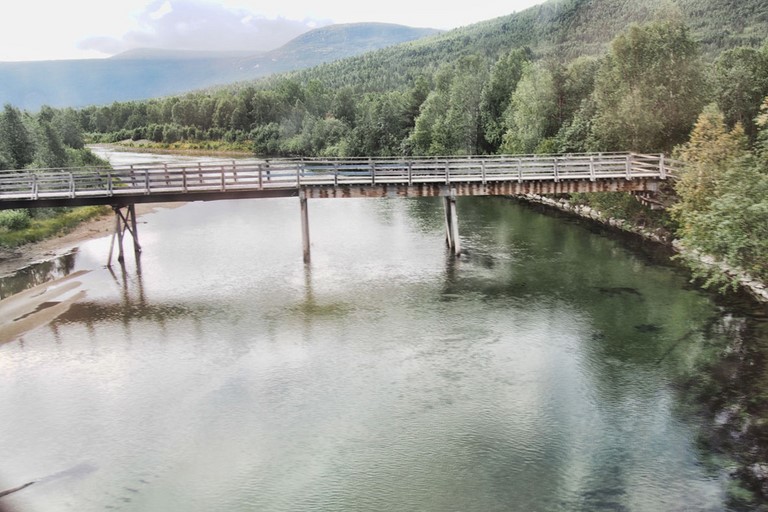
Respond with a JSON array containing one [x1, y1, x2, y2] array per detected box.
[[0, 206, 110, 248]]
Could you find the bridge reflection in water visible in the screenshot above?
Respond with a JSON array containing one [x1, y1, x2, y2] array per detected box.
[[0, 152, 677, 263]]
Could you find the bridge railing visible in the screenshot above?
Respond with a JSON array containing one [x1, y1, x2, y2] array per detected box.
[[0, 153, 675, 205], [294, 153, 665, 185]]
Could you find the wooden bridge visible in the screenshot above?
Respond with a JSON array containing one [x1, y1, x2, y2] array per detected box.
[[0, 152, 675, 263]]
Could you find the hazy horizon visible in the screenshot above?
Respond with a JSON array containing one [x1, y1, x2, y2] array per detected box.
[[3, 0, 547, 62]]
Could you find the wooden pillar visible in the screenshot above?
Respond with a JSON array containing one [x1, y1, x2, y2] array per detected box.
[[107, 204, 141, 267], [443, 189, 460, 257], [300, 189, 311, 264], [109, 207, 125, 265], [128, 204, 142, 255]]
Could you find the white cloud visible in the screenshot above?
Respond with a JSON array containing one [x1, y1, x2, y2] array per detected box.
[[77, 0, 328, 56], [149, 1, 173, 20], [0, 0, 547, 61]]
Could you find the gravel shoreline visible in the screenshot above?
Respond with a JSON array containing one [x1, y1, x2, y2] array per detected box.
[[0, 203, 181, 278]]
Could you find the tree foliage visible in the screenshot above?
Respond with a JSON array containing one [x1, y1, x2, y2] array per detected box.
[[500, 62, 559, 153], [0, 103, 92, 171], [673, 102, 768, 285], [590, 19, 707, 152], [672, 104, 749, 229], [480, 48, 531, 151], [0, 104, 35, 169], [712, 45, 768, 140]]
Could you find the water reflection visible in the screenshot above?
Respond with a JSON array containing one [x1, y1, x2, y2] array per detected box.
[[0, 250, 78, 300], [1, 192, 767, 511]]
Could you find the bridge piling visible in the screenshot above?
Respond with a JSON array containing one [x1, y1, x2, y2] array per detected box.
[[107, 204, 141, 267], [300, 190, 311, 264], [443, 189, 460, 257]]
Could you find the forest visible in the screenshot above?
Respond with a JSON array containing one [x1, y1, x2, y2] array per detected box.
[[1, 4, 768, 287]]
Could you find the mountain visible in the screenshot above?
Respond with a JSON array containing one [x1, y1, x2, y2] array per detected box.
[[0, 23, 439, 110], [238, 23, 440, 74], [293, 0, 768, 91], [110, 49, 259, 60]]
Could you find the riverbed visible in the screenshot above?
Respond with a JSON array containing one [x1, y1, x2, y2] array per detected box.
[[1, 149, 767, 511]]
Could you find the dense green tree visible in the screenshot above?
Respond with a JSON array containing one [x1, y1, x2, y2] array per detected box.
[[251, 122, 282, 156], [250, 91, 282, 126], [350, 91, 410, 156], [590, 19, 707, 152], [561, 57, 599, 123], [480, 48, 530, 151], [35, 122, 67, 168], [213, 98, 236, 129], [757, 98, 768, 158], [0, 150, 12, 170], [444, 57, 490, 154], [671, 103, 751, 282], [303, 80, 330, 117], [52, 108, 85, 149], [0, 104, 35, 169], [409, 69, 451, 155], [713, 46, 768, 139], [555, 97, 597, 153], [171, 98, 199, 128], [672, 104, 748, 220], [500, 62, 559, 153], [330, 86, 358, 126], [230, 104, 250, 132], [672, 101, 768, 284], [404, 76, 431, 127], [410, 58, 489, 155], [692, 162, 768, 283]]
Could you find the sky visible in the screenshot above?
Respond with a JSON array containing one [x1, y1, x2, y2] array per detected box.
[[1, 0, 547, 62]]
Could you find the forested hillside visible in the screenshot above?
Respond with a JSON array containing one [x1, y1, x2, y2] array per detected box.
[[287, 0, 768, 92]]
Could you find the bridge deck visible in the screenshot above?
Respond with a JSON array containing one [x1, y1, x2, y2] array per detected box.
[[0, 152, 676, 210]]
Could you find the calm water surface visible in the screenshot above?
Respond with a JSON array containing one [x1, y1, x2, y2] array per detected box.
[[1, 150, 765, 511]]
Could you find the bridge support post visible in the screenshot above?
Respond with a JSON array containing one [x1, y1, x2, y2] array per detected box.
[[443, 189, 460, 257], [107, 204, 141, 267], [300, 189, 311, 264]]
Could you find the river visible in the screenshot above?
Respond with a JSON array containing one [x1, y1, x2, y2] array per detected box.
[[1, 149, 767, 511]]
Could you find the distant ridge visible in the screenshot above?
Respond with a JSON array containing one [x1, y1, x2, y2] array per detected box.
[[229, 23, 440, 78], [0, 23, 438, 110], [110, 49, 259, 60]]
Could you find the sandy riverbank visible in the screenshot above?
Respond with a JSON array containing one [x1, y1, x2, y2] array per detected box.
[[0, 203, 182, 278]]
